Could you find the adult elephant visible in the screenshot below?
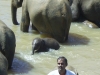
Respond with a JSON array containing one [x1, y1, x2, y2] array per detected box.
[[11, 0, 23, 25], [70, 0, 100, 28], [0, 52, 8, 75], [20, 0, 72, 43], [0, 20, 16, 69], [32, 38, 60, 54]]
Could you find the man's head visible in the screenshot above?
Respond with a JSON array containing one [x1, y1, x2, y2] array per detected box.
[[57, 56, 68, 74]]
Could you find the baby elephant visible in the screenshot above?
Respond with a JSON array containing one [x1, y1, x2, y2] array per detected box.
[[32, 38, 60, 54]]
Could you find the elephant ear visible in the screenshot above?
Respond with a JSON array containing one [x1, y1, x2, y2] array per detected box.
[[40, 39, 45, 47], [34, 38, 44, 50], [68, 0, 73, 6]]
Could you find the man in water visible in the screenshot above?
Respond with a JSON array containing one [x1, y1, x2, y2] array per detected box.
[[48, 56, 76, 75]]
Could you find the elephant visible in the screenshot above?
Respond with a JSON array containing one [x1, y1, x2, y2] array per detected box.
[[20, 0, 72, 43], [0, 20, 16, 69], [32, 38, 60, 54], [11, 0, 38, 30], [11, 0, 23, 25], [0, 51, 8, 75], [70, 0, 100, 28]]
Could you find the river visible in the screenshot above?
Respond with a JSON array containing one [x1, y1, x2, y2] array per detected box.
[[0, 0, 100, 75]]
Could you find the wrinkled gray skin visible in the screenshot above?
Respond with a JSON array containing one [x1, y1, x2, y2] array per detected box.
[[0, 20, 16, 69], [32, 38, 60, 54], [20, 0, 72, 43], [11, 0, 23, 25], [70, 0, 100, 28], [0, 52, 8, 75]]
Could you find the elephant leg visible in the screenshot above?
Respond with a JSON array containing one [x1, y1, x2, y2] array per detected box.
[[20, 6, 30, 32], [11, 0, 23, 25], [7, 51, 15, 69], [71, 0, 80, 21], [11, 0, 19, 25], [5, 41, 15, 69]]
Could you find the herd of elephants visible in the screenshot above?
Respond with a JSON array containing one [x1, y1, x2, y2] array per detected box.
[[0, 0, 100, 75]]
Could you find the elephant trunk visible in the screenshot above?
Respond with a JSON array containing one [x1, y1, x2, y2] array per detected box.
[[32, 47, 38, 55], [32, 45, 39, 55]]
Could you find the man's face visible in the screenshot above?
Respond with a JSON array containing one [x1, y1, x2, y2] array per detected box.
[[57, 59, 67, 74]]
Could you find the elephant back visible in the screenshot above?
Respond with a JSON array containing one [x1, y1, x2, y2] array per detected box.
[[43, 38, 60, 50]]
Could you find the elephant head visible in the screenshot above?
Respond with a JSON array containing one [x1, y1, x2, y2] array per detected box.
[[32, 38, 60, 54], [32, 38, 44, 54], [11, 0, 23, 25]]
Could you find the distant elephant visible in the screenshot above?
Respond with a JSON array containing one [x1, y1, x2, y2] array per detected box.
[[20, 0, 72, 43], [0, 52, 8, 75], [70, 0, 100, 28], [32, 38, 60, 54], [11, 0, 23, 25], [0, 20, 16, 69]]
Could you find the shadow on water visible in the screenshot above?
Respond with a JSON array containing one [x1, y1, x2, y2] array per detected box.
[[8, 54, 34, 74], [62, 33, 90, 45]]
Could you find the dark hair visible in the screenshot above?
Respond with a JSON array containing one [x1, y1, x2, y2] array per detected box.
[[57, 56, 68, 66]]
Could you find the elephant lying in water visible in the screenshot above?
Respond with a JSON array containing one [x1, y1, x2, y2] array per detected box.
[[32, 38, 60, 54], [0, 20, 16, 69], [70, 0, 100, 28], [20, 0, 72, 43]]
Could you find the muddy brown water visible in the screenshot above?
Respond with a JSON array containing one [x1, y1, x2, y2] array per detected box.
[[0, 0, 100, 75]]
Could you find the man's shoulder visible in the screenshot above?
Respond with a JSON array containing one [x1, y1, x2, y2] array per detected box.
[[67, 70, 76, 75], [48, 70, 58, 75]]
